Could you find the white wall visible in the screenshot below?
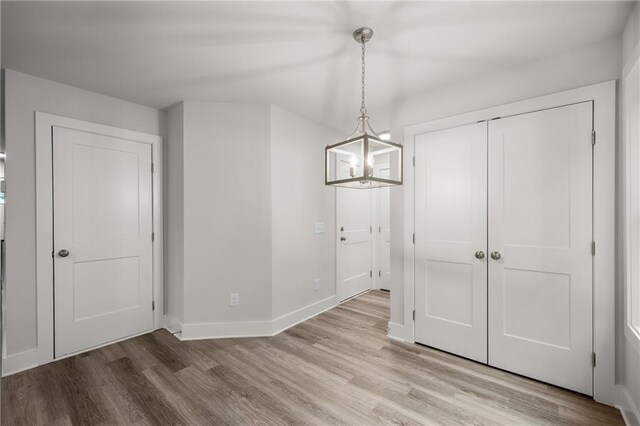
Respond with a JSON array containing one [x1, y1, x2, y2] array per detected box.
[[166, 102, 185, 324], [181, 101, 272, 325], [270, 105, 338, 320], [165, 102, 340, 336], [620, 4, 640, 422], [3, 69, 165, 357], [624, 4, 640, 66], [389, 35, 622, 328]]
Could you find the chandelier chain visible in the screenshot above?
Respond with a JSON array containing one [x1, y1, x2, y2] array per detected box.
[[360, 39, 367, 116]]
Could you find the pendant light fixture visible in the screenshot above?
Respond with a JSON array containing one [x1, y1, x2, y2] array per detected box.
[[325, 27, 403, 188]]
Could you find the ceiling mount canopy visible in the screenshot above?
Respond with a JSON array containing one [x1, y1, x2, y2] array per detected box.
[[325, 27, 403, 189], [352, 26, 374, 43]]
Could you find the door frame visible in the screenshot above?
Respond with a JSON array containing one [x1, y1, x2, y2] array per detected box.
[[35, 112, 163, 366], [400, 81, 616, 405]]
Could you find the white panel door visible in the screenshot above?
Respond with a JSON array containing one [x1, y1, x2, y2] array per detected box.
[[337, 188, 372, 302], [488, 102, 593, 395], [415, 123, 488, 363], [378, 186, 391, 291], [53, 127, 154, 357], [376, 165, 391, 291]]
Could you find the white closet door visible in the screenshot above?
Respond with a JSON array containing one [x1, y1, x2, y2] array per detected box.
[[415, 122, 488, 363], [53, 127, 154, 357], [488, 103, 593, 395], [337, 188, 372, 301]]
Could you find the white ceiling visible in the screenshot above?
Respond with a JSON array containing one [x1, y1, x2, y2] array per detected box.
[[2, 1, 633, 132]]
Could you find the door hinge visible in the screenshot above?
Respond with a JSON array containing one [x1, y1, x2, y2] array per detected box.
[[592, 352, 596, 367], [412, 233, 415, 244], [370, 270, 373, 278], [413, 310, 416, 321], [151, 163, 155, 173], [378, 270, 381, 277], [592, 130, 596, 146], [51, 250, 54, 258], [370, 226, 372, 233], [413, 156, 415, 167], [152, 301, 155, 311], [152, 232, 155, 242], [591, 241, 596, 256], [379, 226, 381, 233]]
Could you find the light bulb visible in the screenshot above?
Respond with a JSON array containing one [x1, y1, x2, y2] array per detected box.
[[349, 156, 358, 178], [366, 153, 374, 177], [367, 153, 375, 166]]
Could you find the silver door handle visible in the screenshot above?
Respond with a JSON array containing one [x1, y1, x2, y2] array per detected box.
[[340, 236, 347, 241], [490, 251, 501, 260], [475, 251, 485, 260], [58, 249, 70, 258]]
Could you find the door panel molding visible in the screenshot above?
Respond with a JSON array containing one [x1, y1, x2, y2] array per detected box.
[[35, 112, 163, 367], [401, 81, 616, 405]]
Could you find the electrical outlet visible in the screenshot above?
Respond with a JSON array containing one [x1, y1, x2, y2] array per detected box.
[[314, 223, 325, 234], [314, 279, 320, 291], [229, 293, 240, 307]]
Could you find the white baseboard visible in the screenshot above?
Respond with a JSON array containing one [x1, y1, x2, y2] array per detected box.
[[164, 314, 183, 334], [177, 296, 339, 341], [271, 296, 337, 335], [180, 319, 272, 340], [2, 348, 39, 377], [618, 385, 640, 426], [388, 321, 414, 343]]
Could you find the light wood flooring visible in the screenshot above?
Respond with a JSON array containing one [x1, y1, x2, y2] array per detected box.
[[2, 290, 623, 425]]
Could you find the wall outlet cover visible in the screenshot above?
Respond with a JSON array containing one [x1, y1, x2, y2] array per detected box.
[[314, 279, 320, 291], [230, 293, 240, 307], [314, 222, 325, 234]]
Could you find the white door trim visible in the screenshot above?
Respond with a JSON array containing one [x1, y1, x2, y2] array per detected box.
[[401, 81, 616, 405], [35, 112, 163, 366]]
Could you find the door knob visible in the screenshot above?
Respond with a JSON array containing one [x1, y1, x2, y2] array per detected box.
[[340, 236, 347, 241], [58, 249, 70, 258], [475, 251, 485, 260], [490, 251, 501, 260]]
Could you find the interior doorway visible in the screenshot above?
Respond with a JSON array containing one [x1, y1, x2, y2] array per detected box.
[[336, 177, 391, 302], [53, 127, 155, 357], [35, 113, 164, 366], [413, 102, 594, 395], [374, 168, 391, 292], [336, 188, 372, 302]]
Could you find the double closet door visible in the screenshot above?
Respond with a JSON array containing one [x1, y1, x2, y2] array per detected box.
[[414, 102, 594, 395]]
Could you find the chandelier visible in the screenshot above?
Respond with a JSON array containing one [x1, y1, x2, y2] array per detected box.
[[325, 27, 403, 188]]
